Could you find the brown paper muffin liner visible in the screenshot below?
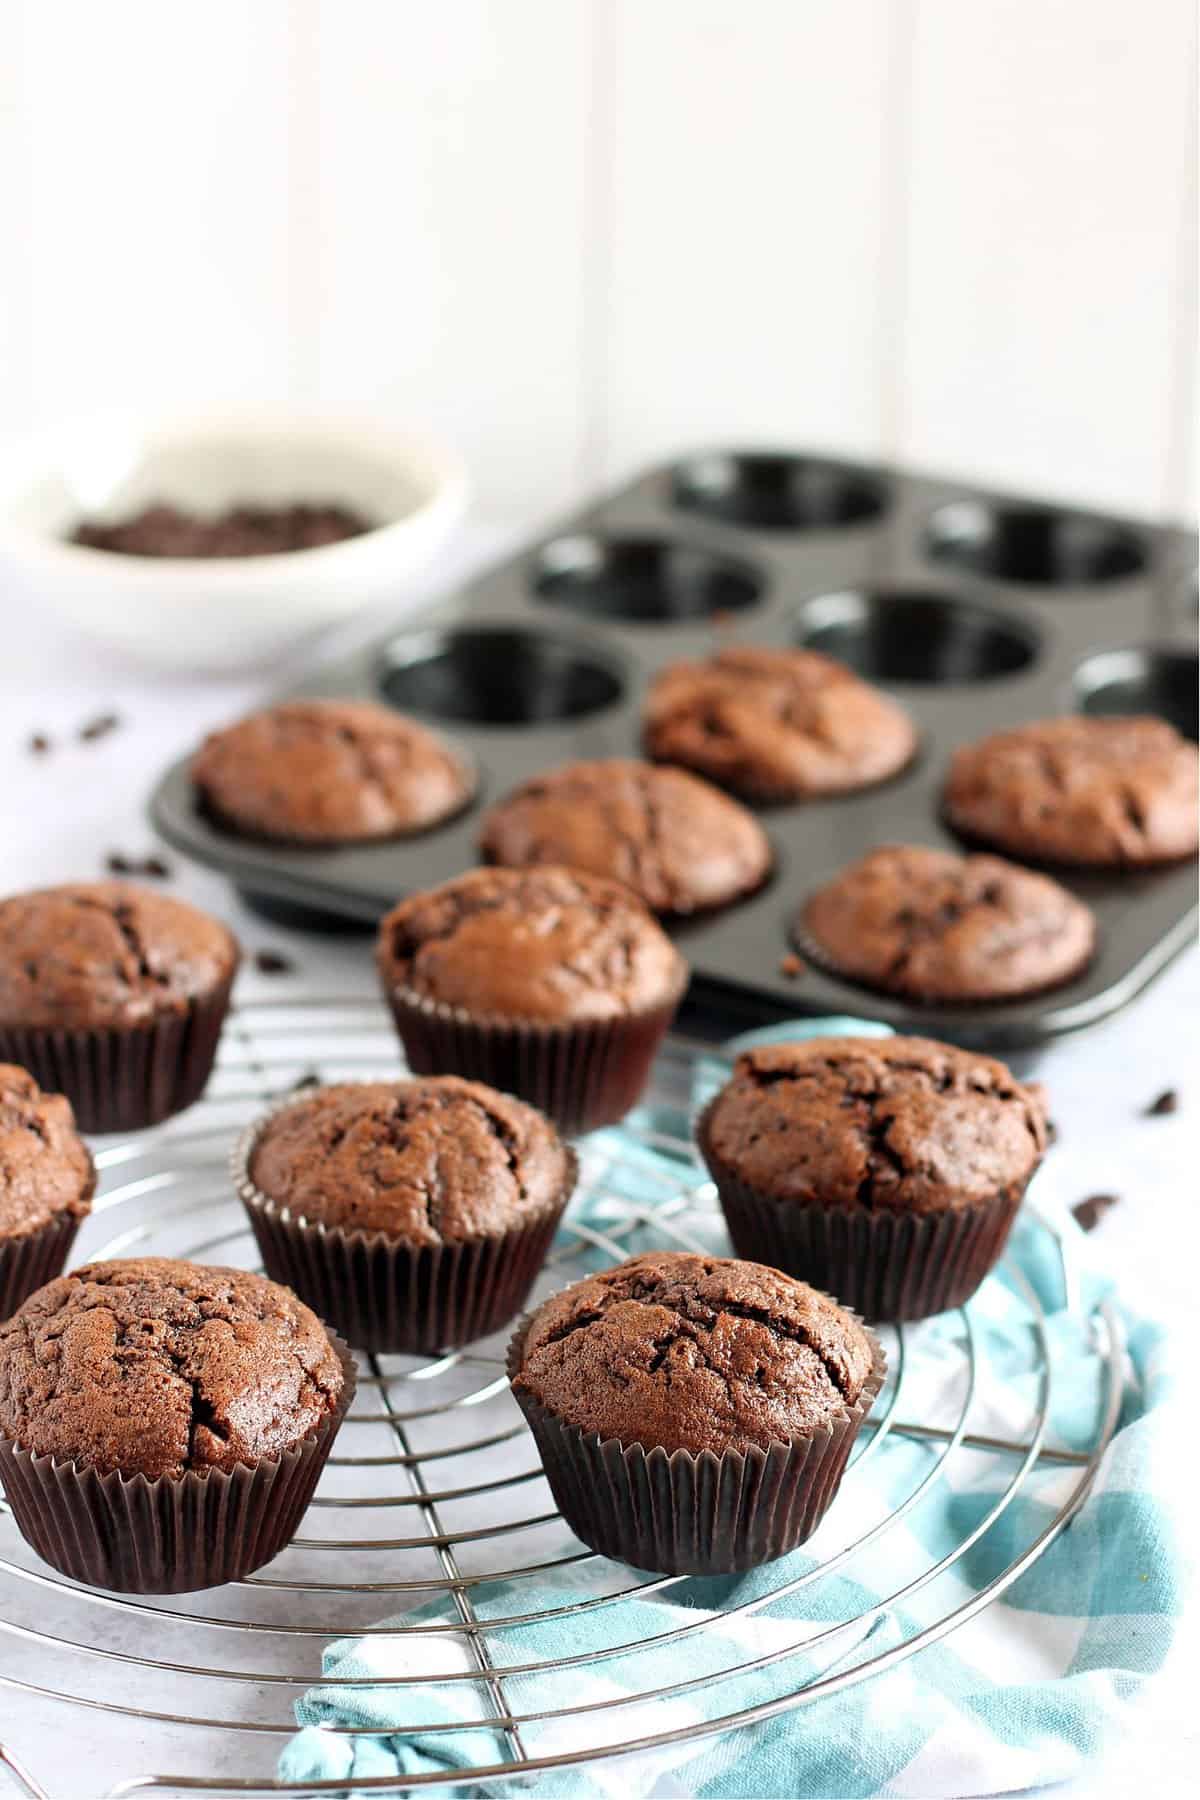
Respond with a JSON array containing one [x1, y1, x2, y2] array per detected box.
[[0, 1210, 85, 1322], [0, 1334, 355, 1593], [233, 1108, 578, 1354], [0, 971, 237, 1134], [698, 1098, 1023, 1322], [506, 1316, 886, 1575], [380, 983, 685, 1136]]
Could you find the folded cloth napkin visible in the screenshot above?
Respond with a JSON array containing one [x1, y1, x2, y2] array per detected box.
[[280, 1019, 1183, 1798]]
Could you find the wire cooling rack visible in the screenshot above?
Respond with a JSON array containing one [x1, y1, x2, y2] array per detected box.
[[0, 997, 1123, 1799]]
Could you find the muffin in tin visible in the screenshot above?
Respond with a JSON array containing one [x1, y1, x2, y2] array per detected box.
[[0, 1257, 353, 1592], [643, 645, 916, 802], [943, 715, 1198, 866], [235, 1076, 576, 1353], [508, 1250, 885, 1575], [479, 758, 772, 916], [0, 1064, 95, 1320], [699, 1036, 1048, 1322], [0, 882, 240, 1133], [797, 844, 1097, 1004], [192, 697, 474, 845], [376, 865, 688, 1134]]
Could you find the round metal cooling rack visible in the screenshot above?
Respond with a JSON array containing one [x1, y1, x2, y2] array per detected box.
[[0, 997, 1123, 1799]]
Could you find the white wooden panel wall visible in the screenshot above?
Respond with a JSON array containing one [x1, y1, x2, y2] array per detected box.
[[1, 1, 1194, 521]]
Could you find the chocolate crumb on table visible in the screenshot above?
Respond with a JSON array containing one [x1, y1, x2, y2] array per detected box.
[[779, 952, 806, 979], [1144, 1089, 1179, 1117], [105, 853, 172, 880], [1072, 1193, 1120, 1232], [254, 950, 296, 976], [78, 713, 121, 743]]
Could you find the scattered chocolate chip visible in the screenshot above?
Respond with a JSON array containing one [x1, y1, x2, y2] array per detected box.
[[779, 952, 806, 979], [70, 502, 372, 559], [79, 712, 120, 743], [28, 732, 52, 755], [254, 949, 295, 976], [1144, 1088, 1179, 1117], [105, 852, 172, 880], [1071, 1193, 1120, 1233], [290, 1070, 321, 1092]]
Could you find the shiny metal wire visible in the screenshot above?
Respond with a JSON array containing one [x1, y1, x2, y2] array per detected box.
[[0, 997, 1121, 1798]]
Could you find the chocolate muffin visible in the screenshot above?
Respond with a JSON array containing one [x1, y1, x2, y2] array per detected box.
[[0, 1065, 95, 1320], [797, 845, 1097, 1003], [376, 866, 688, 1134], [943, 716, 1199, 866], [0, 883, 240, 1132], [0, 1257, 353, 1592], [235, 1077, 577, 1352], [479, 758, 772, 915], [507, 1250, 885, 1573], [643, 646, 916, 802], [699, 1037, 1049, 1321], [192, 698, 474, 844]]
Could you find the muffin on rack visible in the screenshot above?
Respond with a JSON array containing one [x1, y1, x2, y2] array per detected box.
[[376, 865, 688, 1134], [479, 758, 772, 915], [698, 1036, 1048, 1321], [796, 844, 1097, 1003], [0, 882, 240, 1132], [943, 715, 1198, 866], [192, 697, 474, 845], [235, 1075, 576, 1353], [643, 645, 916, 802], [0, 1257, 354, 1593], [508, 1250, 885, 1574], [0, 1064, 95, 1320]]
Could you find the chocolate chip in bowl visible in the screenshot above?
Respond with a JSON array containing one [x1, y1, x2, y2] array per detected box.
[[70, 501, 372, 558]]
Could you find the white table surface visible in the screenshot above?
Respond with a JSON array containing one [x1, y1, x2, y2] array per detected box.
[[0, 519, 1195, 1799]]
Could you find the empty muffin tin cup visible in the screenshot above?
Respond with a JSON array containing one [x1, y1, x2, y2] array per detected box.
[[796, 588, 1039, 684], [379, 624, 624, 726], [506, 1309, 886, 1575], [232, 1104, 578, 1354], [672, 452, 889, 532], [0, 1333, 356, 1593], [1073, 645, 1198, 742], [533, 534, 762, 623], [926, 500, 1146, 587]]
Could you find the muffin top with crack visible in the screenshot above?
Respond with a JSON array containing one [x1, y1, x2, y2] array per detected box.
[[248, 1077, 572, 1243], [479, 758, 772, 915], [376, 865, 687, 1023], [700, 1036, 1047, 1214], [0, 1258, 345, 1479], [192, 698, 474, 844], [643, 645, 916, 802], [510, 1249, 877, 1454], [797, 844, 1096, 1003], [943, 715, 1198, 866], [0, 1064, 95, 1238], [0, 883, 239, 1029]]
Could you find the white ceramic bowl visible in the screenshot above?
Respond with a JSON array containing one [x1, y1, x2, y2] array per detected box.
[[0, 413, 468, 671]]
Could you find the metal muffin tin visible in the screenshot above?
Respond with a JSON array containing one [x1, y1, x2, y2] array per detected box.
[[150, 453, 1198, 1049]]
